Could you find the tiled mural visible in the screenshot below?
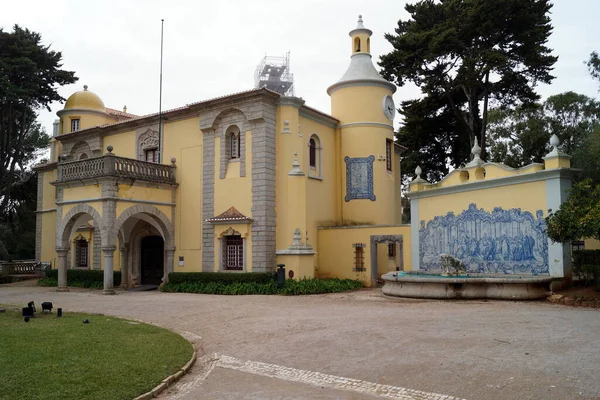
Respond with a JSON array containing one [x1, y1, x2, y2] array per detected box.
[[345, 155, 376, 201], [419, 203, 549, 275]]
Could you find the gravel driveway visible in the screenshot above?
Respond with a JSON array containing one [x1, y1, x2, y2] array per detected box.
[[1, 284, 598, 400]]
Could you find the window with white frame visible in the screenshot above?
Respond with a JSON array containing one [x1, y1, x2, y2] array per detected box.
[[71, 118, 80, 132], [308, 134, 322, 178], [223, 235, 243, 270]]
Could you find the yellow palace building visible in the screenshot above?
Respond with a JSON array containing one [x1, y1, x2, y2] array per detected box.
[[35, 16, 408, 293]]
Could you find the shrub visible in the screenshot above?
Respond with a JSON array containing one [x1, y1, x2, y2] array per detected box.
[[161, 278, 362, 296], [42, 269, 121, 287], [573, 250, 600, 286], [167, 272, 275, 285]]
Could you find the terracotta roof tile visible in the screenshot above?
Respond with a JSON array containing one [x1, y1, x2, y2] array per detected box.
[[205, 206, 253, 223], [106, 107, 138, 119]]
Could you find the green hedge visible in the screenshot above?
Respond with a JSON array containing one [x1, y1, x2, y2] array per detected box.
[[167, 272, 275, 285], [161, 278, 362, 296], [43, 269, 121, 287], [573, 250, 600, 286], [38, 277, 108, 289]]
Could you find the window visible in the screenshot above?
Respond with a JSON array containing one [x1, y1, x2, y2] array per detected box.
[[309, 138, 317, 168], [353, 243, 366, 272], [75, 239, 88, 268], [71, 119, 80, 132], [230, 131, 240, 159], [145, 148, 158, 163], [308, 134, 322, 178], [572, 240, 585, 252], [388, 243, 396, 258], [386, 139, 393, 172], [223, 235, 243, 270]]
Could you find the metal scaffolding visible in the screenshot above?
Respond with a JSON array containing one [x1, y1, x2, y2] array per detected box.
[[254, 52, 295, 96]]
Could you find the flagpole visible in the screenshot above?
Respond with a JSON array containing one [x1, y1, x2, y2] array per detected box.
[[158, 18, 164, 163]]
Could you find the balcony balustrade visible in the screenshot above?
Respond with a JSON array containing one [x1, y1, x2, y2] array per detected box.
[[57, 153, 176, 185]]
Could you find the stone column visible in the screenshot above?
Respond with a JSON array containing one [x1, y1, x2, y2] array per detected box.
[[56, 248, 69, 292], [120, 245, 129, 289], [102, 246, 116, 295], [163, 247, 175, 285]]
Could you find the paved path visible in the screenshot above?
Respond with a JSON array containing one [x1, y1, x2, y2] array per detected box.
[[1, 285, 599, 400]]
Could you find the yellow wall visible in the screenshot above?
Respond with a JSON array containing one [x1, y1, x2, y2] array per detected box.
[[317, 225, 411, 286], [63, 184, 101, 202], [330, 85, 391, 125], [214, 130, 252, 217], [42, 170, 57, 210], [117, 185, 172, 203], [104, 130, 136, 158], [60, 112, 115, 134], [40, 212, 57, 264], [417, 180, 548, 223]]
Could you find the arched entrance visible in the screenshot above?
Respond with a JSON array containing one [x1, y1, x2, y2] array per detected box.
[[140, 236, 164, 285]]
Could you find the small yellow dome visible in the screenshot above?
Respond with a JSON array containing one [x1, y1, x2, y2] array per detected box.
[[64, 85, 105, 111]]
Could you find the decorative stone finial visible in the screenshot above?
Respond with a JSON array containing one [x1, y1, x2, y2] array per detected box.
[[170, 157, 176, 165], [356, 14, 365, 29], [289, 150, 305, 176], [466, 136, 484, 167], [83, 85, 88, 91], [415, 165, 422, 179], [550, 134, 560, 152], [60, 154, 67, 162], [106, 145, 113, 153], [123, 105, 127, 113], [292, 228, 302, 247], [282, 120, 290, 134]]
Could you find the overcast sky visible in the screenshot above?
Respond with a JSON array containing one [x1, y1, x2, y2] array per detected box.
[[2, 0, 599, 134]]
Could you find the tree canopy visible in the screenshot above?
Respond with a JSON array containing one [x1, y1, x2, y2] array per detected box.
[[546, 179, 600, 244], [487, 91, 600, 173], [380, 0, 557, 182], [0, 25, 77, 259]]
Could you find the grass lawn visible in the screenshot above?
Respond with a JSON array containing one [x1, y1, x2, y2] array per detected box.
[[0, 306, 193, 400]]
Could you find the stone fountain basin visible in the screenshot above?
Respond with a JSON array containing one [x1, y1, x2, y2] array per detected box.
[[381, 272, 554, 300]]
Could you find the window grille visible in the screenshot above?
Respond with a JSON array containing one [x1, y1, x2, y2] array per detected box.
[[223, 235, 243, 270], [231, 132, 240, 159], [75, 239, 88, 267], [353, 243, 366, 272], [388, 243, 396, 258]]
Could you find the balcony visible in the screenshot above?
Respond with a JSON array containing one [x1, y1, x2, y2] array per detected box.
[[57, 153, 176, 185]]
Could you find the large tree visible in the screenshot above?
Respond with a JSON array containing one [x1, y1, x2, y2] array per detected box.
[[487, 92, 600, 171], [380, 0, 557, 182], [0, 25, 77, 258], [546, 179, 600, 244]]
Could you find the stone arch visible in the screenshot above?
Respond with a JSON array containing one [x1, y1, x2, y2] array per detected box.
[[211, 108, 250, 179], [56, 203, 103, 250], [112, 204, 174, 248], [68, 141, 92, 161], [207, 107, 250, 131]]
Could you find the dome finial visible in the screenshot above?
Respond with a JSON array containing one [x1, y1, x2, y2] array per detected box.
[[356, 14, 365, 29], [83, 85, 88, 91]]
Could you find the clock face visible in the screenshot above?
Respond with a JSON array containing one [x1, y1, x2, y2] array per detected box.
[[383, 95, 395, 121]]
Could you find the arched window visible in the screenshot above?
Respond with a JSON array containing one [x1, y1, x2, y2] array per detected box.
[[230, 131, 240, 159], [308, 134, 322, 179], [226, 125, 241, 160], [79, 153, 88, 160], [309, 138, 317, 168]]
